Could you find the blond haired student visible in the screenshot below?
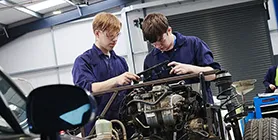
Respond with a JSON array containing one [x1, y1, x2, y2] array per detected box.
[[72, 12, 139, 136]]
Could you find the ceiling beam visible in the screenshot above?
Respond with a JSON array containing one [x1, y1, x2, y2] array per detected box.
[[0, 0, 42, 18], [0, 22, 9, 38], [63, 0, 76, 6], [0, 0, 137, 47], [0, 22, 5, 28], [274, 0, 278, 27]]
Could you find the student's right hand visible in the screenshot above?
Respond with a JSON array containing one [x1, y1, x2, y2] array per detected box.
[[114, 72, 140, 85], [269, 84, 276, 90]]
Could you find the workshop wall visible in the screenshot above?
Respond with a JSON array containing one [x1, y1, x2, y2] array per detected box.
[[0, 28, 60, 88], [127, 0, 278, 72], [0, 14, 128, 88], [127, 0, 277, 101], [0, 0, 277, 90], [268, 0, 278, 61], [126, 10, 148, 73]]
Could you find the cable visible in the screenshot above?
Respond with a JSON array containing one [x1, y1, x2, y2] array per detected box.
[[177, 133, 188, 140], [112, 129, 119, 140], [88, 91, 119, 136], [100, 91, 118, 117], [150, 134, 164, 140], [111, 119, 127, 140]]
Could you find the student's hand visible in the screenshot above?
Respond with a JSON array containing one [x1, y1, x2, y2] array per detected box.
[[114, 72, 140, 85], [168, 61, 194, 75], [269, 84, 276, 90]]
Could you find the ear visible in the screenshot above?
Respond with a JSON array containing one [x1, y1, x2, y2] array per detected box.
[[167, 27, 172, 34], [94, 30, 100, 38]]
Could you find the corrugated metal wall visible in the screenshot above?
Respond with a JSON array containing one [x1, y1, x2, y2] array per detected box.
[[167, 1, 273, 101]]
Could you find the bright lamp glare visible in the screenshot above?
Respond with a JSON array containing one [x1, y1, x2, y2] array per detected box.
[[27, 0, 66, 12], [53, 10, 62, 15]]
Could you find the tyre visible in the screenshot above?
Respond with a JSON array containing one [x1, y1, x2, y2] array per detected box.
[[244, 118, 278, 140]]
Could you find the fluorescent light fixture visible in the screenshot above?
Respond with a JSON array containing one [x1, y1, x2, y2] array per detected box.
[[14, 6, 42, 18], [0, 0, 42, 18], [27, 0, 67, 12], [53, 10, 62, 15], [78, 4, 88, 7], [63, 0, 76, 6]]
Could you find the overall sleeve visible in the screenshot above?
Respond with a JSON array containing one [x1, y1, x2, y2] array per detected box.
[[72, 56, 97, 92], [194, 37, 221, 70], [263, 66, 275, 88]]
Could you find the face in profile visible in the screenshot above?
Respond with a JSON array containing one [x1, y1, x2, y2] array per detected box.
[[151, 28, 174, 52], [95, 30, 120, 52]]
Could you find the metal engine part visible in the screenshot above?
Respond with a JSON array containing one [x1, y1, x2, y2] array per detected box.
[[143, 91, 185, 127], [123, 83, 204, 136], [130, 85, 185, 127], [189, 118, 204, 130]]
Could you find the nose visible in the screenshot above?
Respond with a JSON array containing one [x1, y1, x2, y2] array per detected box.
[[154, 43, 163, 49], [112, 35, 119, 42]]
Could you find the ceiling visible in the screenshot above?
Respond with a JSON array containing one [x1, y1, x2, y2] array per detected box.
[[0, 0, 104, 26], [0, 0, 137, 47], [0, 3, 33, 25]]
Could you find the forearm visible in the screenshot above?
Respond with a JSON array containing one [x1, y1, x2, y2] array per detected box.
[[91, 78, 117, 94], [191, 66, 216, 81], [263, 80, 270, 88]]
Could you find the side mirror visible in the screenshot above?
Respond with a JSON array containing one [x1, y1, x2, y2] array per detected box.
[[26, 84, 97, 139]]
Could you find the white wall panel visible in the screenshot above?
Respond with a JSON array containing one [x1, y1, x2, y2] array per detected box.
[[53, 21, 95, 65], [14, 70, 59, 89], [271, 31, 278, 55], [127, 11, 148, 53], [268, 0, 278, 30], [58, 66, 74, 85], [53, 16, 128, 66], [0, 28, 56, 73], [133, 52, 148, 73]]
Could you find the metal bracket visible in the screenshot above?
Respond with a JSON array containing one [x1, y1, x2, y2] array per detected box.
[[2, 27, 9, 38], [264, 0, 270, 20], [76, 6, 83, 16]]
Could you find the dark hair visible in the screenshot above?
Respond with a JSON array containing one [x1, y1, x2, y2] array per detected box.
[[142, 13, 169, 43]]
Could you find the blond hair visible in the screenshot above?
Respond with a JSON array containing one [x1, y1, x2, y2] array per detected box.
[[93, 12, 122, 34]]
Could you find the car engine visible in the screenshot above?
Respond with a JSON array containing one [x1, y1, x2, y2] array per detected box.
[[120, 81, 211, 140]]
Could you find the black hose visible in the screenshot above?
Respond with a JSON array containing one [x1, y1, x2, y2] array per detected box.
[[177, 133, 188, 140]]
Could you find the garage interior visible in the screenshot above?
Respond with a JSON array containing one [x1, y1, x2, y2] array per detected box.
[[0, 0, 278, 140]]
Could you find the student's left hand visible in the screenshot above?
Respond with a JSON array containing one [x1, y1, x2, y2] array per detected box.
[[168, 61, 194, 75]]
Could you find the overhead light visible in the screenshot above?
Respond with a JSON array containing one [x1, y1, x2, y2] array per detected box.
[[27, 0, 67, 12], [14, 6, 42, 18], [0, 0, 42, 18], [78, 4, 88, 7], [53, 10, 62, 15]]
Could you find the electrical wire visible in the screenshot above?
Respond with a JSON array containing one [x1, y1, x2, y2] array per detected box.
[[112, 129, 119, 140], [111, 119, 127, 140], [88, 91, 119, 136]]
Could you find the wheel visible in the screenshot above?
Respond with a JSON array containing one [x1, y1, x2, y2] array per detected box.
[[244, 118, 278, 140]]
